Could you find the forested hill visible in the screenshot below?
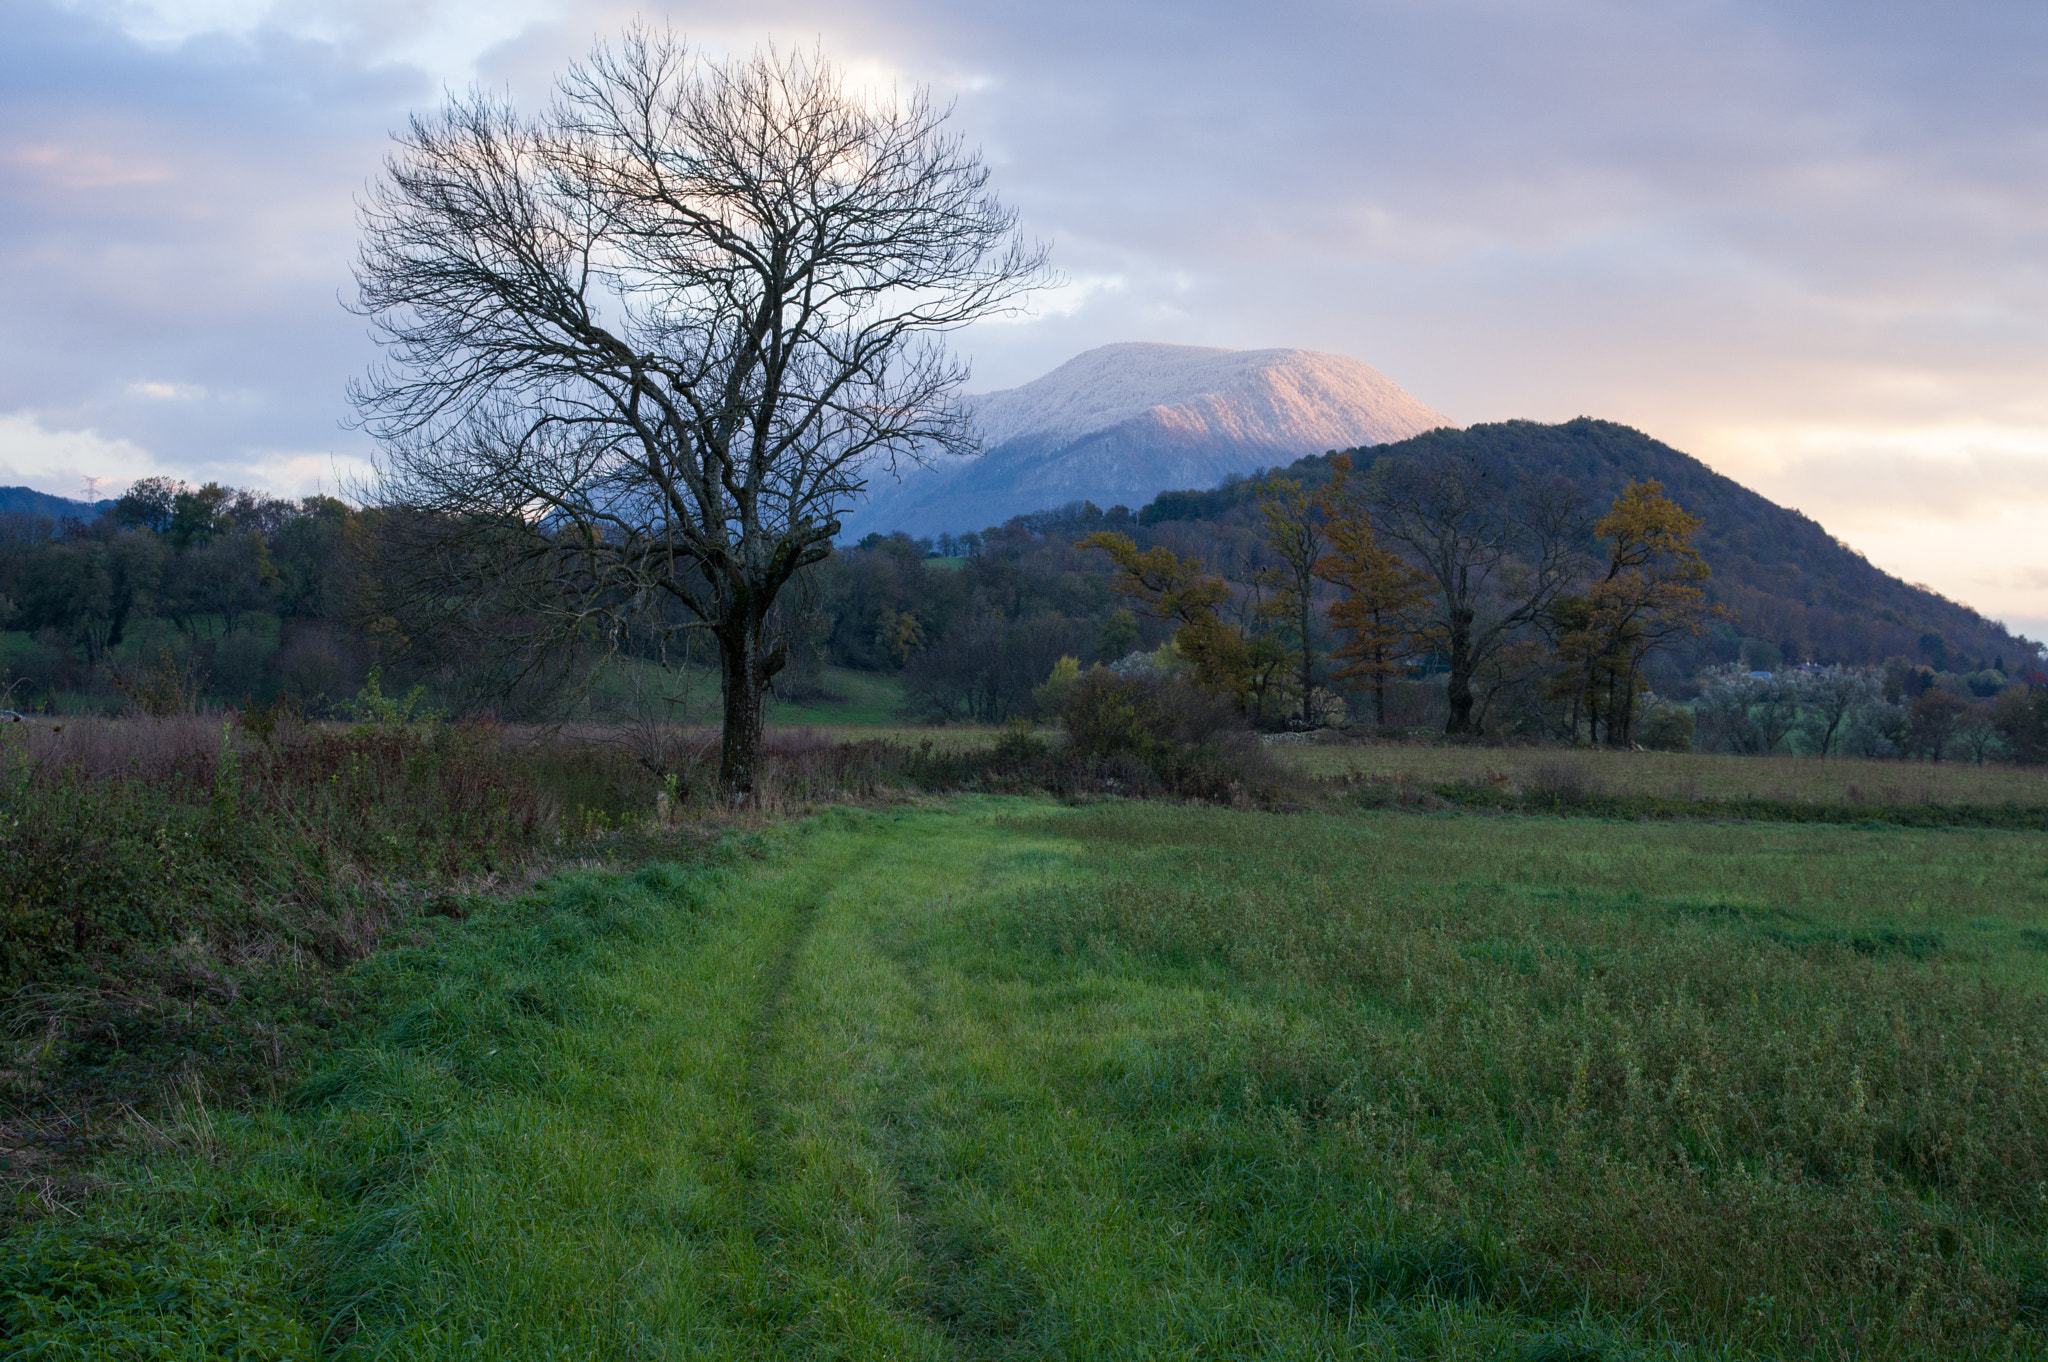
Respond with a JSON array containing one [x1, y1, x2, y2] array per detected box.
[[1139, 418, 2039, 674], [0, 486, 112, 521]]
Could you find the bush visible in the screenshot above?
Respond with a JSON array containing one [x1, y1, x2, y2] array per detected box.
[[1057, 669, 1279, 801], [1060, 668, 1237, 761], [1638, 702, 1694, 752]]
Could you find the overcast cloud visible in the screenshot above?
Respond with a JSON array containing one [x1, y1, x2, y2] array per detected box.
[[4, 0, 2045, 635]]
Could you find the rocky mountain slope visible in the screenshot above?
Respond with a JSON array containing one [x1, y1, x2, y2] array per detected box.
[[840, 343, 1448, 539]]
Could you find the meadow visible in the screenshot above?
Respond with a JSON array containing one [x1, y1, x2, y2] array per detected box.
[[1279, 741, 2048, 807], [3, 780, 2046, 1359]]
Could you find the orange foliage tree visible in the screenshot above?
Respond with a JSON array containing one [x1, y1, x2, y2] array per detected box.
[[1312, 457, 1431, 728], [1551, 480, 1715, 746], [1078, 532, 1253, 705]]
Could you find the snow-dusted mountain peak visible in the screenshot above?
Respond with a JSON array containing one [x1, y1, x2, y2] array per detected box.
[[967, 342, 1448, 451], [839, 341, 1450, 540]]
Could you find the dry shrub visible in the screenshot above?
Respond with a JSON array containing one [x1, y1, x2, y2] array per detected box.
[[1054, 669, 1284, 802], [108, 648, 208, 719], [0, 716, 663, 1120], [1523, 753, 1608, 802]]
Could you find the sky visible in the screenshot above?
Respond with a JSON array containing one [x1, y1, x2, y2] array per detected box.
[[3, 0, 2046, 642]]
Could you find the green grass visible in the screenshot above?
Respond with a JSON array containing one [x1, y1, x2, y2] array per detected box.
[[766, 666, 909, 726], [588, 654, 915, 727], [12, 801, 2048, 1358]]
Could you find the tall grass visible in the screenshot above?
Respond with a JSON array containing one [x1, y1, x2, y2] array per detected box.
[[1284, 741, 2048, 806], [1008, 806, 2048, 1356], [0, 714, 663, 1141]]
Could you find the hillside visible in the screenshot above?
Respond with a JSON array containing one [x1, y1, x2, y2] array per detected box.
[[839, 343, 1447, 540], [1141, 418, 2040, 673], [0, 485, 112, 521]]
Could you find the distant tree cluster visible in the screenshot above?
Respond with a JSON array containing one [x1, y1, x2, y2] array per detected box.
[[0, 479, 364, 712], [7, 462, 2047, 765], [1076, 453, 1714, 744], [1695, 660, 2048, 763]]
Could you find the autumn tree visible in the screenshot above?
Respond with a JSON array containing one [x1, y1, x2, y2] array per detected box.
[[1078, 532, 1251, 703], [1989, 683, 2048, 765], [1369, 449, 1589, 734], [1550, 480, 1714, 746], [351, 29, 1047, 799], [1907, 687, 1969, 761], [1312, 456, 1428, 728]]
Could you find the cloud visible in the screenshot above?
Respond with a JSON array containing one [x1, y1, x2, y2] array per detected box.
[[6, 141, 173, 189], [127, 381, 208, 400], [1699, 425, 2048, 525], [0, 412, 164, 494]]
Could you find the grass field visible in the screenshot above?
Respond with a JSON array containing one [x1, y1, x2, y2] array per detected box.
[[764, 722, 1005, 749], [590, 655, 916, 728], [765, 668, 910, 727], [1280, 742, 2048, 807], [11, 799, 2047, 1359]]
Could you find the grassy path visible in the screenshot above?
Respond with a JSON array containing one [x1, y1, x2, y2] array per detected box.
[[304, 801, 1459, 1359], [13, 799, 2048, 1358]]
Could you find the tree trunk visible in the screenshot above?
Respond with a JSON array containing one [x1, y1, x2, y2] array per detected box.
[[1616, 664, 1640, 747], [1298, 607, 1317, 728], [1444, 607, 1476, 734], [717, 617, 769, 802]]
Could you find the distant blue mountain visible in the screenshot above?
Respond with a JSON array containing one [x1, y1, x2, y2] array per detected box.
[[0, 487, 116, 520]]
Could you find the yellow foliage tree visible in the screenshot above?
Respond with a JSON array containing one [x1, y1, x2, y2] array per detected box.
[[1078, 532, 1253, 705], [1553, 480, 1715, 746], [1313, 457, 1430, 727]]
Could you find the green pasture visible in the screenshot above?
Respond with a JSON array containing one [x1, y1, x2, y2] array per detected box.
[[588, 654, 914, 728], [10, 800, 2047, 1359], [767, 667, 910, 727]]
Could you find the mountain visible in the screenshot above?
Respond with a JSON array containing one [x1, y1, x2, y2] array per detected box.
[[840, 343, 1448, 540], [1138, 418, 2041, 674], [0, 487, 113, 521]]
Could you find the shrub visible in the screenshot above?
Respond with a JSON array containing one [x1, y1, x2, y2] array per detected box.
[[1638, 702, 1694, 752], [1060, 668, 1236, 761], [1057, 668, 1279, 801]]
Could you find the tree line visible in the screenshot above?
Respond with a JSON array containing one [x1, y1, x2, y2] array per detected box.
[[5, 460, 2046, 764], [0, 479, 362, 711], [1693, 661, 2048, 764]]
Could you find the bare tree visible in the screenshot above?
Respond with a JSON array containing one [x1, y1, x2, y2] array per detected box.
[[351, 29, 1047, 798], [1369, 449, 1590, 735], [1253, 475, 1329, 727]]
